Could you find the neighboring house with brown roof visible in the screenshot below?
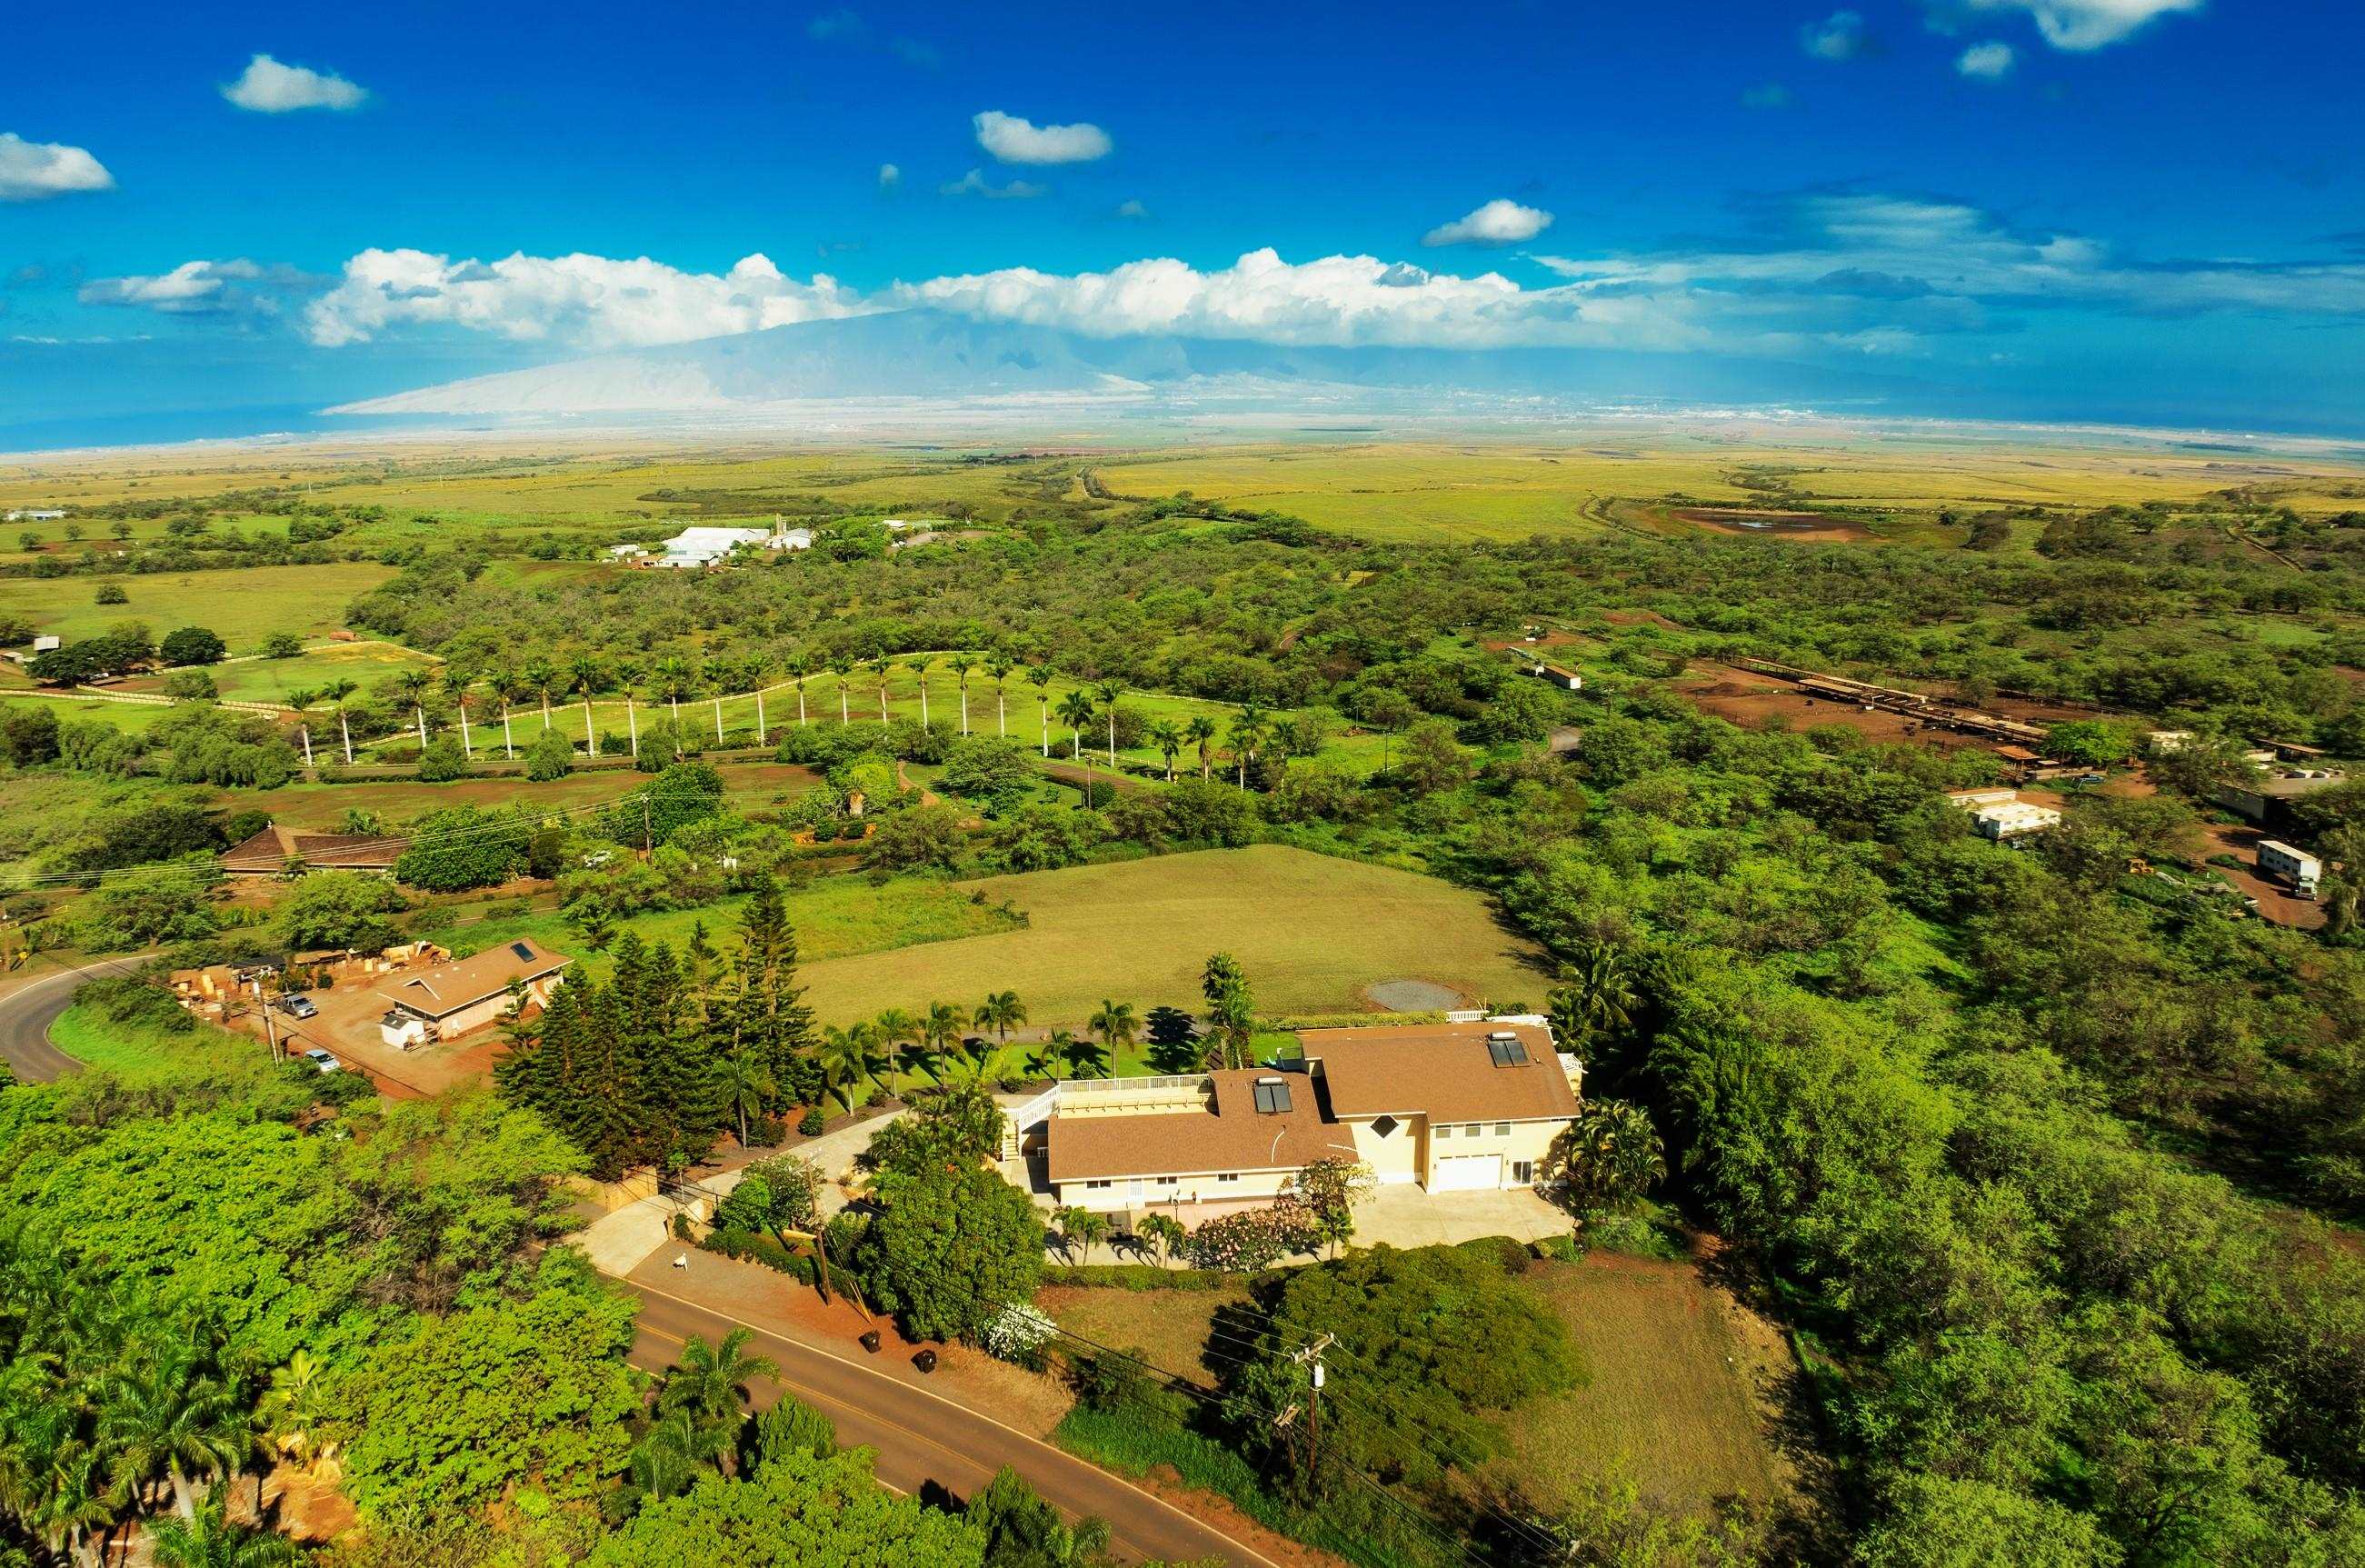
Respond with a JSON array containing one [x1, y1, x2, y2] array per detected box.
[[221, 824, 406, 875], [1026, 1020, 1580, 1224], [376, 938, 571, 1048]]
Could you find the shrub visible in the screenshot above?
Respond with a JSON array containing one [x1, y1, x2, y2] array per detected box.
[[1186, 1201, 1322, 1271], [415, 736, 469, 782], [524, 725, 574, 782], [95, 582, 128, 604], [798, 1105, 825, 1136], [158, 625, 227, 666]]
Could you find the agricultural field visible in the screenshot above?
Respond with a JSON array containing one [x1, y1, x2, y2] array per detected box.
[[793, 844, 1552, 1038], [0, 561, 395, 650]]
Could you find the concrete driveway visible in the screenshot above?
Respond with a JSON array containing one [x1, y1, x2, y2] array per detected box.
[[1351, 1183, 1570, 1248]]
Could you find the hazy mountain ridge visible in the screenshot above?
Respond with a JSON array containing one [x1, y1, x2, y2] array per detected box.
[[327, 308, 1921, 418]]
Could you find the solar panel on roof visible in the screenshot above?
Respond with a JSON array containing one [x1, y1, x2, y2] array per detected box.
[[1487, 1036, 1531, 1067], [1252, 1078, 1292, 1114]]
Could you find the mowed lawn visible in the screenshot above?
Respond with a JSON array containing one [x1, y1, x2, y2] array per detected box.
[[1484, 1253, 1801, 1519], [0, 563, 396, 651], [796, 844, 1551, 1031]]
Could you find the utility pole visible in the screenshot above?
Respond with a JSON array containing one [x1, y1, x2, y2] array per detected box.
[[254, 976, 281, 1064], [1291, 1333, 1334, 1478]]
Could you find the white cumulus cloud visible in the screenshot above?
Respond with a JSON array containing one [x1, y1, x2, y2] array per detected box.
[[0, 133, 115, 201], [939, 168, 1044, 200], [1801, 11, 1872, 60], [302, 250, 869, 348], [1422, 199, 1553, 247], [1957, 41, 2016, 77], [1953, 0, 2202, 51], [221, 54, 368, 113], [973, 110, 1111, 165], [79, 258, 312, 316], [877, 162, 901, 189]]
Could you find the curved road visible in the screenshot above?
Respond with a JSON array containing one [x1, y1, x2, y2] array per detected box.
[[0, 966, 95, 1084], [630, 1280, 1279, 1566]]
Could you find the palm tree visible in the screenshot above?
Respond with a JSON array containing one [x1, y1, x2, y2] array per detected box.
[[393, 665, 434, 709], [259, 1351, 334, 1474], [785, 647, 813, 726], [1089, 998, 1139, 1064], [987, 652, 1017, 735], [322, 679, 358, 764], [1549, 943, 1639, 1055], [923, 999, 966, 1067], [100, 1344, 250, 1520], [873, 1006, 921, 1094], [569, 655, 604, 753], [1228, 704, 1270, 792], [1095, 678, 1123, 768], [827, 653, 856, 724], [1148, 720, 1184, 782], [1055, 687, 1100, 801], [973, 989, 1027, 1044], [651, 655, 695, 724], [946, 652, 978, 734], [148, 1493, 300, 1567], [523, 658, 561, 729], [627, 1409, 732, 1503], [1186, 714, 1220, 781], [699, 656, 733, 741], [661, 1327, 781, 1432], [1056, 1206, 1111, 1266], [1137, 1213, 1188, 1268], [719, 1051, 775, 1147], [866, 655, 894, 724], [439, 663, 477, 756], [817, 1022, 887, 1113], [910, 652, 938, 730], [34, 1445, 124, 1568], [1029, 664, 1056, 755]]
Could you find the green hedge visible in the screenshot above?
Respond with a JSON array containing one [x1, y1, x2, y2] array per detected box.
[[1041, 1263, 1244, 1292], [701, 1226, 817, 1284]]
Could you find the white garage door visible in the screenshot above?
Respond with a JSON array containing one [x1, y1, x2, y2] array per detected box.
[[1431, 1154, 1502, 1192]]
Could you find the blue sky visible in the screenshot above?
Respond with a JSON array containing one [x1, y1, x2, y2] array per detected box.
[[5, 1, 2363, 442]]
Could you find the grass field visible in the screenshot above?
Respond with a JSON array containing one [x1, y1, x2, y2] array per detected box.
[[794, 844, 1551, 1037], [0, 562, 396, 651], [1039, 1282, 1254, 1383], [1483, 1252, 1801, 1519], [46, 1002, 264, 1084], [413, 872, 1023, 979]]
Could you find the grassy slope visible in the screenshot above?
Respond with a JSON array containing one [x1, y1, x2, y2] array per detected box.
[[412, 873, 1024, 980], [0, 563, 397, 651], [794, 844, 1552, 1032], [47, 1004, 264, 1083]]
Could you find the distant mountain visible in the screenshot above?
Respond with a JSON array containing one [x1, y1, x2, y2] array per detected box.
[[326, 307, 1924, 419]]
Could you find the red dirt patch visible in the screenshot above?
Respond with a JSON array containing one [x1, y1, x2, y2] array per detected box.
[[1677, 674, 2001, 754]]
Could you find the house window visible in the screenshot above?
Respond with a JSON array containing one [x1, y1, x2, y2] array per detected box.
[[1435, 1124, 1452, 1139], [1372, 1114, 1399, 1138], [1085, 1179, 1112, 1190], [1158, 1176, 1180, 1187], [1464, 1124, 1482, 1137], [1494, 1123, 1511, 1137], [1217, 1174, 1240, 1183], [1512, 1161, 1534, 1184]]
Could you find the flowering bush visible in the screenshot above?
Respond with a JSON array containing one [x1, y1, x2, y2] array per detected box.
[[982, 1300, 1058, 1363], [1185, 1199, 1322, 1272]]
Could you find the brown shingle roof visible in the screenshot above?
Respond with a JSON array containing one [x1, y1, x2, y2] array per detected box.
[[378, 938, 572, 1020], [1306, 1023, 1575, 1124], [222, 824, 406, 872], [1045, 1069, 1358, 1184]]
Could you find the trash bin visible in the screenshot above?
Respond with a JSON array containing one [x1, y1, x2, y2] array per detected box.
[[913, 1348, 938, 1373], [859, 1330, 882, 1353]]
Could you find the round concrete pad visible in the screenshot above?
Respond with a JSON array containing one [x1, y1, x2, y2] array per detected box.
[[1362, 979, 1464, 1012]]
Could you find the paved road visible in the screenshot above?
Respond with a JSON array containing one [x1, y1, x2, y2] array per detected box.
[[625, 1277, 1276, 1567], [0, 966, 95, 1084]]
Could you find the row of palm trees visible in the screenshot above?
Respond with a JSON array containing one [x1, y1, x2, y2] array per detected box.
[[803, 993, 1152, 1113], [283, 645, 1284, 784]]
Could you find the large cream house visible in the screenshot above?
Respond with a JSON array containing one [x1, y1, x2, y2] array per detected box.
[[1021, 1020, 1580, 1223]]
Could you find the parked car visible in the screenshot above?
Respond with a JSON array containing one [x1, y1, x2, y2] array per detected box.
[[301, 1048, 342, 1074], [276, 994, 319, 1019], [2073, 773, 2107, 786]]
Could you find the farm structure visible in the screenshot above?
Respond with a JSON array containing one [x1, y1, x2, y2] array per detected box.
[[2258, 840, 2323, 895], [1722, 656, 2051, 747]]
